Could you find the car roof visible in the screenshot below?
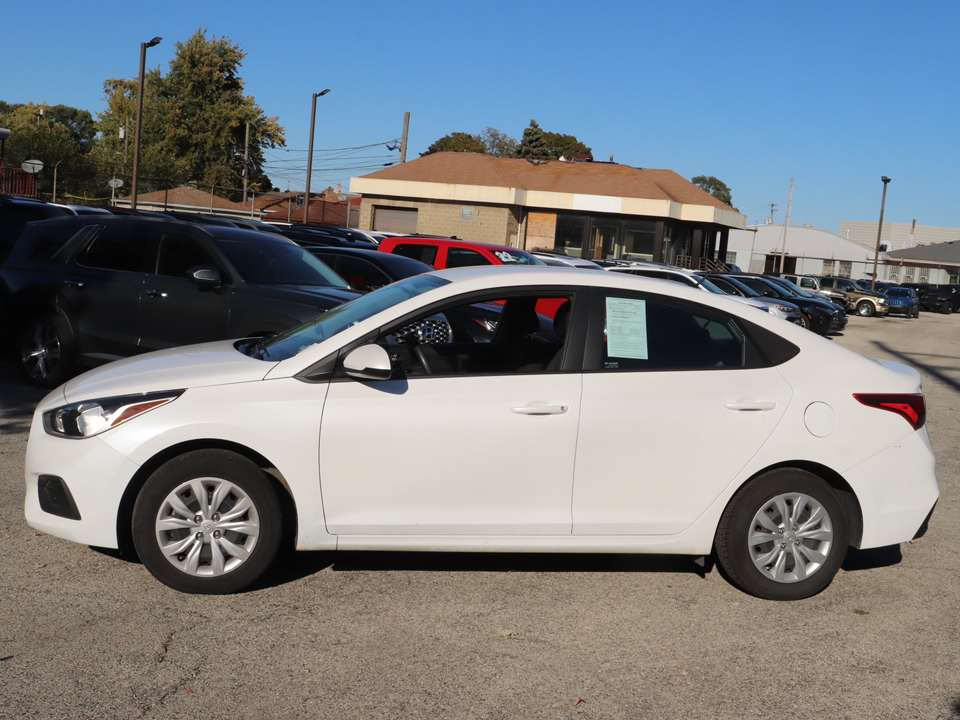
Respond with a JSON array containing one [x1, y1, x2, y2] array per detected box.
[[382, 236, 533, 252]]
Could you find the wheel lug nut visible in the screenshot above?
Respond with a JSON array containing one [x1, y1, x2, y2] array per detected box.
[[780, 543, 786, 549], [194, 515, 202, 523], [196, 531, 204, 540], [212, 513, 221, 522], [213, 530, 222, 539]]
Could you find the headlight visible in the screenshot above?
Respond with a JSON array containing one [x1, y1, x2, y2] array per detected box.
[[878, 298, 887, 305], [774, 305, 793, 313], [43, 390, 184, 439]]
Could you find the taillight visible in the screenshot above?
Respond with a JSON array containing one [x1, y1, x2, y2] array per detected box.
[[854, 394, 926, 430]]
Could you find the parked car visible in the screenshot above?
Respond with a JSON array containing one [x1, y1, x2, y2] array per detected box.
[[855, 279, 900, 293], [779, 273, 852, 312], [603, 262, 776, 319], [305, 245, 433, 292], [531, 250, 604, 269], [0, 195, 71, 262], [817, 276, 889, 317], [915, 285, 960, 314], [727, 274, 847, 335], [378, 236, 544, 268], [883, 286, 921, 318], [1, 215, 358, 387], [698, 272, 806, 327], [24, 266, 938, 600], [278, 225, 378, 249]]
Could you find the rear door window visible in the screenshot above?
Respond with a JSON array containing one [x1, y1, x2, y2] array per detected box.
[[76, 225, 151, 272], [392, 243, 438, 266], [446, 247, 490, 268]]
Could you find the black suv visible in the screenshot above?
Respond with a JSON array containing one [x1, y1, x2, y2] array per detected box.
[[0, 215, 359, 386], [915, 284, 960, 313]]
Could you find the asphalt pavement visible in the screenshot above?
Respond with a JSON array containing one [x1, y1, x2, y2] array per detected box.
[[0, 312, 958, 719]]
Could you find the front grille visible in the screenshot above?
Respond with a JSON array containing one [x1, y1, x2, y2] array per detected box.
[[393, 319, 450, 345]]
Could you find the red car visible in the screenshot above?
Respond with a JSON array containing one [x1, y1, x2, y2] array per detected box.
[[377, 236, 544, 269], [376, 236, 564, 316]]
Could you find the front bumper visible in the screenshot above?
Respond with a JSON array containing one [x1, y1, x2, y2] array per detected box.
[[23, 409, 139, 549]]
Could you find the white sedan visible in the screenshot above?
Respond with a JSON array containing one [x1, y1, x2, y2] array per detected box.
[[24, 267, 938, 600]]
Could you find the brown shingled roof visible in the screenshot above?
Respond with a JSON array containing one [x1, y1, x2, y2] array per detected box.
[[120, 186, 248, 211], [360, 153, 733, 210]]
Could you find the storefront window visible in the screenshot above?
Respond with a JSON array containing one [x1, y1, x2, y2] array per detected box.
[[555, 214, 588, 258], [623, 220, 657, 261]]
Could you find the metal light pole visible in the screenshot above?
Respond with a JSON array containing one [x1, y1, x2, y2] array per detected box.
[[130, 36, 162, 210], [871, 176, 891, 290], [303, 89, 330, 225]]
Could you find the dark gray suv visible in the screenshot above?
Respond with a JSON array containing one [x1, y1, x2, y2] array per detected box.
[[0, 215, 359, 387]]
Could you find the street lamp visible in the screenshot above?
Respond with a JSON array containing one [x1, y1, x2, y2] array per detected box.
[[871, 176, 892, 291], [130, 36, 162, 211], [303, 89, 330, 225]]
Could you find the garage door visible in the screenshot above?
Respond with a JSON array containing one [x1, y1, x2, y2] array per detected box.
[[374, 207, 418, 234]]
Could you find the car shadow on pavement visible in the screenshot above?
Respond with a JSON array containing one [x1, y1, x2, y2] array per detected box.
[[0, 361, 47, 434], [261, 550, 712, 591], [841, 544, 902, 572]]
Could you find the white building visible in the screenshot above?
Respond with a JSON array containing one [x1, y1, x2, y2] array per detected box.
[[841, 221, 960, 253]]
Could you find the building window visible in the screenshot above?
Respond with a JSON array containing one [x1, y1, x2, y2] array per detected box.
[[822, 260, 834, 275], [838, 261, 852, 278], [890, 271, 898, 281], [725, 252, 737, 267], [919, 274, 928, 283], [950, 272, 959, 284], [622, 220, 657, 261], [554, 214, 588, 258]]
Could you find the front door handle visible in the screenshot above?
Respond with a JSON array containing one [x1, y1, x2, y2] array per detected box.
[[63, 280, 84, 288], [145, 289, 168, 298], [512, 404, 569, 415], [725, 401, 777, 411]]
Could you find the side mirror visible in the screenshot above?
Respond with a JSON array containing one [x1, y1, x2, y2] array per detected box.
[[342, 344, 392, 381], [189, 266, 221, 287]]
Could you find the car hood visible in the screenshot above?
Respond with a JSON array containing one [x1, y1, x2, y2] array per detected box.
[[249, 284, 360, 307], [59, 340, 272, 404]]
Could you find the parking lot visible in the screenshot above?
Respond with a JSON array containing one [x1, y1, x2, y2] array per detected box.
[[1, 312, 958, 720]]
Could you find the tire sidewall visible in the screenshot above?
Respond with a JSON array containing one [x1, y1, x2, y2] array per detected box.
[[132, 449, 283, 594], [17, 313, 75, 388], [716, 469, 849, 601], [856, 301, 874, 317]]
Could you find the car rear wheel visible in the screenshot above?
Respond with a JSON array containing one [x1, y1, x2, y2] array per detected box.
[[17, 313, 75, 388], [855, 301, 875, 317], [133, 450, 283, 594], [715, 469, 848, 600]]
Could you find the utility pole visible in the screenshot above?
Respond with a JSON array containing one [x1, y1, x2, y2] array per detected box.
[[399, 112, 410, 164], [769, 203, 777, 224], [304, 89, 331, 225], [242, 122, 250, 205], [871, 176, 892, 290], [778, 178, 793, 274]]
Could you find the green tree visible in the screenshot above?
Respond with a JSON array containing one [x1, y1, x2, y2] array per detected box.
[[516, 120, 549, 160], [1, 103, 100, 200], [96, 29, 285, 198], [691, 175, 734, 207], [478, 127, 517, 158], [542, 131, 591, 160], [422, 131, 487, 156]]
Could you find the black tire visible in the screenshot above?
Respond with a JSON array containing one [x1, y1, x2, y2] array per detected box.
[[17, 313, 75, 388], [715, 469, 849, 600], [855, 301, 875, 317], [132, 449, 283, 594], [798, 314, 811, 331]]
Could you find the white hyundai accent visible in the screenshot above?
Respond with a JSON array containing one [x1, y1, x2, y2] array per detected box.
[[24, 266, 938, 600]]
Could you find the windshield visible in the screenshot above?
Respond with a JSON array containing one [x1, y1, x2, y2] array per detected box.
[[716, 275, 761, 298], [766, 277, 814, 298], [698, 277, 726, 294], [251, 274, 450, 361], [214, 233, 349, 288], [491, 248, 544, 265]]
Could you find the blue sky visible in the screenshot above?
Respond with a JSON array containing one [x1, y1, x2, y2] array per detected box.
[[4, 0, 958, 233]]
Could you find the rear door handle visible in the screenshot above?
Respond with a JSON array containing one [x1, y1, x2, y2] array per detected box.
[[725, 401, 777, 411], [145, 289, 168, 298], [63, 280, 84, 288], [512, 404, 569, 415]]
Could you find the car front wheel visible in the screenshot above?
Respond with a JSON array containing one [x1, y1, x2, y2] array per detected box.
[[133, 450, 283, 594], [17, 313, 75, 388], [715, 469, 849, 600], [855, 301, 875, 317]]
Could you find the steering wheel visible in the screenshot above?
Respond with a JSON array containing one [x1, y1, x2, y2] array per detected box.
[[410, 339, 432, 375]]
